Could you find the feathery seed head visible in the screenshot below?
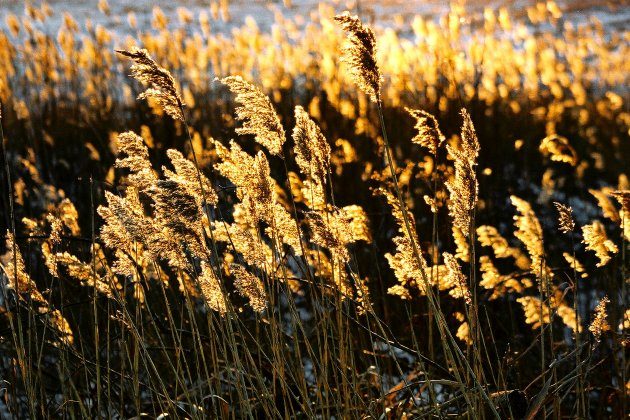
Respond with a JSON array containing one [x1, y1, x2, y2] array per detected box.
[[589, 296, 610, 342], [218, 76, 285, 155], [554, 202, 575, 234], [164, 149, 217, 206], [539, 134, 578, 166], [582, 221, 618, 267], [563, 252, 588, 278], [511, 196, 553, 282], [334, 12, 381, 103], [199, 262, 227, 315], [151, 179, 201, 228], [589, 188, 619, 223], [115, 131, 157, 190], [292, 106, 330, 186], [518, 296, 551, 329], [1, 231, 45, 304], [405, 107, 444, 155], [459, 108, 479, 161], [231, 264, 267, 313], [443, 252, 471, 304], [117, 47, 185, 121]]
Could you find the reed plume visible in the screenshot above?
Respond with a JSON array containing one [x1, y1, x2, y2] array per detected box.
[[563, 252, 588, 278], [1, 232, 74, 346], [518, 296, 551, 329], [1, 232, 45, 304], [455, 312, 472, 345], [292, 106, 330, 187], [334, 12, 381, 103], [54, 251, 118, 298], [230, 264, 267, 313], [308, 205, 370, 266], [212, 221, 274, 271], [582, 221, 618, 267], [215, 141, 302, 256], [479, 255, 531, 299], [199, 261, 227, 314], [554, 202, 575, 234], [539, 134, 578, 166], [476, 225, 530, 269], [114, 131, 157, 190], [150, 179, 203, 236], [405, 107, 444, 155], [116, 47, 185, 121], [164, 149, 218, 206], [589, 296, 610, 342], [590, 188, 619, 223], [218, 76, 285, 155], [511, 196, 552, 281], [445, 109, 479, 238], [443, 252, 471, 304]]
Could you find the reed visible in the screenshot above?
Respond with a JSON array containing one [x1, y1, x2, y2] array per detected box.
[[0, 2, 627, 418]]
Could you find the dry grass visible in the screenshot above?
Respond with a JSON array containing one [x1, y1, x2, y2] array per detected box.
[[0, 1, 628, 418]]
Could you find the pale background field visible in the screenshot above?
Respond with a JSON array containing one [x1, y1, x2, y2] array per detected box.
[[1, 0, 628, 35]]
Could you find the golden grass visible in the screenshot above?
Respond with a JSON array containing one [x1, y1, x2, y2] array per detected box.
[[0, 1, 628, 418]]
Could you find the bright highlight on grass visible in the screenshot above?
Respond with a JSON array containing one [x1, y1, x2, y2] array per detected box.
[[0, 1, 628, 418]]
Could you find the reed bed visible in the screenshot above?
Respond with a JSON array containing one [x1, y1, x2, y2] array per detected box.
[[0, 1, 628, 418]]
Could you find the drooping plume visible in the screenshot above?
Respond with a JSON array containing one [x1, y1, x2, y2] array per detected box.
[[199, 262, 227, 315], [117, 47, 185, 121], [539, 134, 578, 166], [1, 231, 46, 304], [582, 221, 618, 267], [511, 196, 553, 281], [164, 149, 218, 207], [334, 12, 381, 103], [443, 252, 471, 305], [214, 140, 303, 256], [589, 188, 619, 223], [405, 107, 444, 155], [230, 264, 267, 313], [479, 255, 532, 300], [218, 76, 285, 155], [114, 131, 157, 190]]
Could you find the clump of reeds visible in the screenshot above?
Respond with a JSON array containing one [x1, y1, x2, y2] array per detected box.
[[0, 3, 627, 419]]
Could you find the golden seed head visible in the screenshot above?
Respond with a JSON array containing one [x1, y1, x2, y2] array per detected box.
[[553, 202, 575, 234], [511, 196, 553, 282], [444, 109, 479, 238], [539, 134, 578, 166], [117, 47, 185, 121], [199, 262, 227, 315], [292, 106, 331, 187], [405, 107, 444, 155], [589, 296, 610, 342], [218, 76, 285, 155], [443, 252, 471, 305], [582, 221, 618, 267], [231, 264, 267, 313], [334, 12, 382, 103]]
